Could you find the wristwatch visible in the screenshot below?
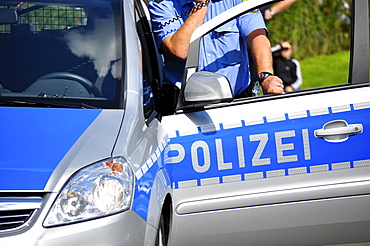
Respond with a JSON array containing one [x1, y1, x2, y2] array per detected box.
[[195, 1, 210, 8], [258, 72, 274, 83]]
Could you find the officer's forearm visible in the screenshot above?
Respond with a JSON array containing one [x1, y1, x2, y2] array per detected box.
[[247, 29, 273, 74]]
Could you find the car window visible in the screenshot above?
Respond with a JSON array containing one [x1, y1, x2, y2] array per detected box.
[[265, 0, 353, 90], [0, 0, 123, 109], [230, 1, 355, 97], [158, 1, 366, 115]]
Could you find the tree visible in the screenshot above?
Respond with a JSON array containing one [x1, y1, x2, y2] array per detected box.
[[266, 0, 352, 60]]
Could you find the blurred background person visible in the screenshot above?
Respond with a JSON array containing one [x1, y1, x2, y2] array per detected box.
[[261, 0, 297, 21], [272, 39, 302, 92]]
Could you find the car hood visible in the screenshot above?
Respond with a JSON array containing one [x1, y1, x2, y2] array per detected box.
[[0, 107, 103, 191]]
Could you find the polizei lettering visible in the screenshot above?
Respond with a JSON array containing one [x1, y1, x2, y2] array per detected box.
[[169, 129, 311, 173]]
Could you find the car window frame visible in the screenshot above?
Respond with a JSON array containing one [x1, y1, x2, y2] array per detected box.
[[135, 0, 163, 123]]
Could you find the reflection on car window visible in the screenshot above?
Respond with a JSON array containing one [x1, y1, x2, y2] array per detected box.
[[0, 1, 122, 109]]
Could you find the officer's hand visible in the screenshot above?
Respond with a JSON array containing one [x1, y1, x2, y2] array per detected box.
[[261, 76, 285, 95]]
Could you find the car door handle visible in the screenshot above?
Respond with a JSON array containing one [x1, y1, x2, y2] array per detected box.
[[314, 120, 363, 143], [315, 125, 363, 137]]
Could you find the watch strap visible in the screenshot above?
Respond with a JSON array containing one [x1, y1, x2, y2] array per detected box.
[[258, 72, 274, 83], [195, 0, 210, 8]]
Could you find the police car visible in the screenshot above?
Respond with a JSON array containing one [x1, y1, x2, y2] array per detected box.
[[0, 0, 369, 246]]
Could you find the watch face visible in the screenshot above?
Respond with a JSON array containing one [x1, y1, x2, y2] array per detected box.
[[259, 72, 273, 81]]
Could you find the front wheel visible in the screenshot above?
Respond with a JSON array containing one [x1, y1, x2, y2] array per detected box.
[[155, 213, 168, 246]]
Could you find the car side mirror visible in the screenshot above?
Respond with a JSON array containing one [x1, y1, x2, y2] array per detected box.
[[177, 71, 233, 109], [0, 9, 18, 24]]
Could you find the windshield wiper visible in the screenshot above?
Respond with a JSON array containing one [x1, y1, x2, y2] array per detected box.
[[0, 98, 99, 109]]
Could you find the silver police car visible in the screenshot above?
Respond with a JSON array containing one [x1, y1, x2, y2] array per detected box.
[[0, 0, 369, 245]]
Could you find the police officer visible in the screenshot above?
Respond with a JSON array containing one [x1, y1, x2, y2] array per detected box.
[[149, 0, 285, 115]]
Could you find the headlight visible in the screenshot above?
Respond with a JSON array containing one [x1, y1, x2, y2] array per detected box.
[[44, 157, 134, 227]]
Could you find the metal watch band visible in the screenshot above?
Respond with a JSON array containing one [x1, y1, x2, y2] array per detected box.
[[195, 0, 210, 8]]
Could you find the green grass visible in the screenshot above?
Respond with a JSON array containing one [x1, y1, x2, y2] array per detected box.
[[300, 51, 351, 89]]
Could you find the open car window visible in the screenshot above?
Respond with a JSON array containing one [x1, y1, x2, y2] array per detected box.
[[175, 0, 368, 112], [262, 1, 356, 90]]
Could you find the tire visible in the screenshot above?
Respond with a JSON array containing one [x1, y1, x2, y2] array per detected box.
[[155, 213, 167, 246]]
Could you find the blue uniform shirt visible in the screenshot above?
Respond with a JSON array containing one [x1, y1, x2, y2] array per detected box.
[[149, 0, 267, 95]]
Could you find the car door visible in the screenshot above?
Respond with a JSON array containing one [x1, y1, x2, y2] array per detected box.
[[161, 0, 370, 245]]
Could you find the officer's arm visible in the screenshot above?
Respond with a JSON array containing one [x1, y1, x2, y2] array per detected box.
[[161, 1, 208, 60], [247, 29, 285, 95]]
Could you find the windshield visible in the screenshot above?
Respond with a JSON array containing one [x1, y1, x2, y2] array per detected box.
[[0, 0, 122, 108]]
